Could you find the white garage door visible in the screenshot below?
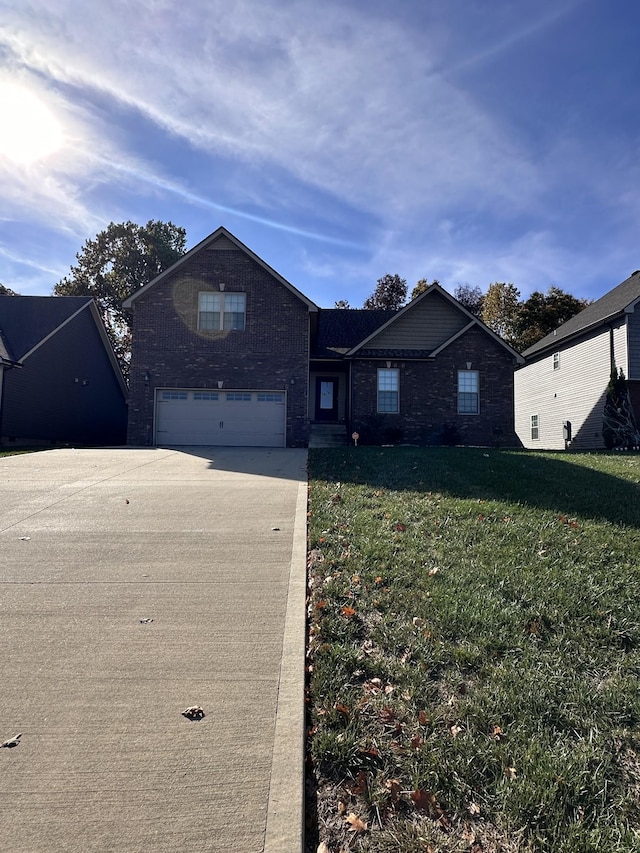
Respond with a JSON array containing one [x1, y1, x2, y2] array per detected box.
[[155, 389, 286, 447]]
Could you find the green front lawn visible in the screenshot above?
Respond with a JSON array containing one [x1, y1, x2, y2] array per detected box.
[[306, 448, 640, 852]]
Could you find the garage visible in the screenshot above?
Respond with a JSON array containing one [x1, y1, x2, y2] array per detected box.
[[155, 389, 286, 447]]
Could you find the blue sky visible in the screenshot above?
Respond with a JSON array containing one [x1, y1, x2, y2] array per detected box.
[[0, 0, 639, 308]]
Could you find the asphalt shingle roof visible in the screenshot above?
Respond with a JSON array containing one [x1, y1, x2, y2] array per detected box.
[[523, 271, 640, 357], [0, 296, 93, 362], [311, 308, 397, 358]]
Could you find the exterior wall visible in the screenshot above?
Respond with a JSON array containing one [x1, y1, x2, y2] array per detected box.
[[365, 291, 467, 350], [0, 310, 127, 446], [627, 310, 640, 379], [127, 247, 310, 447], [514, 321, 627, 450], [350, 326, 518, 446]]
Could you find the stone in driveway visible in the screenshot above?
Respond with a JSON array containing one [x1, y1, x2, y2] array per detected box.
[[0, 447, 307, 853]]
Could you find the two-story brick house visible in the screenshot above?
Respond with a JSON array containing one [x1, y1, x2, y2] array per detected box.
[[124, 227, 523, 447]]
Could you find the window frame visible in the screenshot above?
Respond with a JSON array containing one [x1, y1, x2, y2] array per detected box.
[[531, 413, 540, 441], [377, 368, 399, 413], [198, 292, 246, 331], [457, 369, 479, 415], [553, 352, 560, 370]]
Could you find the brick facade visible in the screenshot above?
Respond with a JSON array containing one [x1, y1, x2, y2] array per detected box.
[[350, 326, 519, 447], [126, 248, 311, 447]]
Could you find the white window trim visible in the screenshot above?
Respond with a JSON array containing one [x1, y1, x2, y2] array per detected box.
[[377, 368, 399, 414], [457, 369, 479, 415], [531, 414, 540, 441], [198, 292, 246, 331]]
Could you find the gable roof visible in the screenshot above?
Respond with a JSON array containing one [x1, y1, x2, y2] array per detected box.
[[523, 270, 640, 358], [0, 296, 127, 395], [312, 308, 396, 358], [345, 283, 524, 362], [122, 226, 319, 311], [0, 296, 93, 361]]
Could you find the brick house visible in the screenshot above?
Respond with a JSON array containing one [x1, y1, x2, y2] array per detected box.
[[124, 227, 523, 447]]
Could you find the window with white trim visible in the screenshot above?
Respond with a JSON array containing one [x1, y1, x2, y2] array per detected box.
[[531, 414, 539, 440], [553, 352, 560, 370], [457, 370, 479, 414], [377, 368, 399, 413], [198, 292, 246, 331]]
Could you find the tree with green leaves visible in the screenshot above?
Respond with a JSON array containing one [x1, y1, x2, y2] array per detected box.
[[363, 274, 407, 310], [481, 282, 521, 345], [0, 283, 19, 296], [334, 299, 351, 309], [514, 286, 591, 351], [453, 283, 484, 317], [410, 278, 440, 300], [53, 220, 186, 375]]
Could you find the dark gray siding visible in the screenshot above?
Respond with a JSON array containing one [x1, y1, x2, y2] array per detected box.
[[0, 309, 127, 445], [627, 311, 640, 379]]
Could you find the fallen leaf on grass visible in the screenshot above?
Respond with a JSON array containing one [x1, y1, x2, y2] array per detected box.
[[491, 724, 504, 741], [412, 617, 425, 628], [394, 522, 406, 532], [342, 605, 356, 618], [410, 789, 442, 817], [428, 567, 439, 576], [418, 710, 429, 725], [450, 724, 463, 738], [385, 778, 401, 803], [349, 770, 368, 795], [334, 702, 350, 717], [411, 735, 424, 749], [345, 812, 368, 834], [379, 707, 397, 724], [504, 766, 517, 779], [467, 801, 481, 815], [316, 842, 331, 853]]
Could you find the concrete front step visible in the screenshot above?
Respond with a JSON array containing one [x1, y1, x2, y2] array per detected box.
[[308, 424, 349, 448]]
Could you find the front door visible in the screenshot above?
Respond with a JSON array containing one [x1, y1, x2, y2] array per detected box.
[[315, 377, 339, 421]]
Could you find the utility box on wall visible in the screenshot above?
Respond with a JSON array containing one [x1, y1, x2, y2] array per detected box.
[[563, 420, 572, 442]]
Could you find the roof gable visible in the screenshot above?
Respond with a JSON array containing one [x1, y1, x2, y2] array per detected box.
[[122, 226, 318, 311], [346, 284, 524, 361], [0, 296, 93, 361], [523, 270, 640, 357], [0, 296, 127, 396]]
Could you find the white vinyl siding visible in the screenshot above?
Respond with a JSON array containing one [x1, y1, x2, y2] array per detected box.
[[515, 321, 627, 449]]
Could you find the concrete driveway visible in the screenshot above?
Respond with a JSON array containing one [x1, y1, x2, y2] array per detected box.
[[0, 447, 308, 852]]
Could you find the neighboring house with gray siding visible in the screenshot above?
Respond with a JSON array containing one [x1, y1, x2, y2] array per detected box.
[[514, 270, 640, 449], [0, 296, 128, 447], [125, 226, 523, 448]]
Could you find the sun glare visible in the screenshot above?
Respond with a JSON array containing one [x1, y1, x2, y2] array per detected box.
[[0, 82, 64, 165]]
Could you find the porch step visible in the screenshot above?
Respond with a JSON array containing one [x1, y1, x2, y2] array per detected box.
[[308, 423, 349, 449]]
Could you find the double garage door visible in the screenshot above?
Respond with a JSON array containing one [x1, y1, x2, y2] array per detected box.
[[155, 389, 286, 447]]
